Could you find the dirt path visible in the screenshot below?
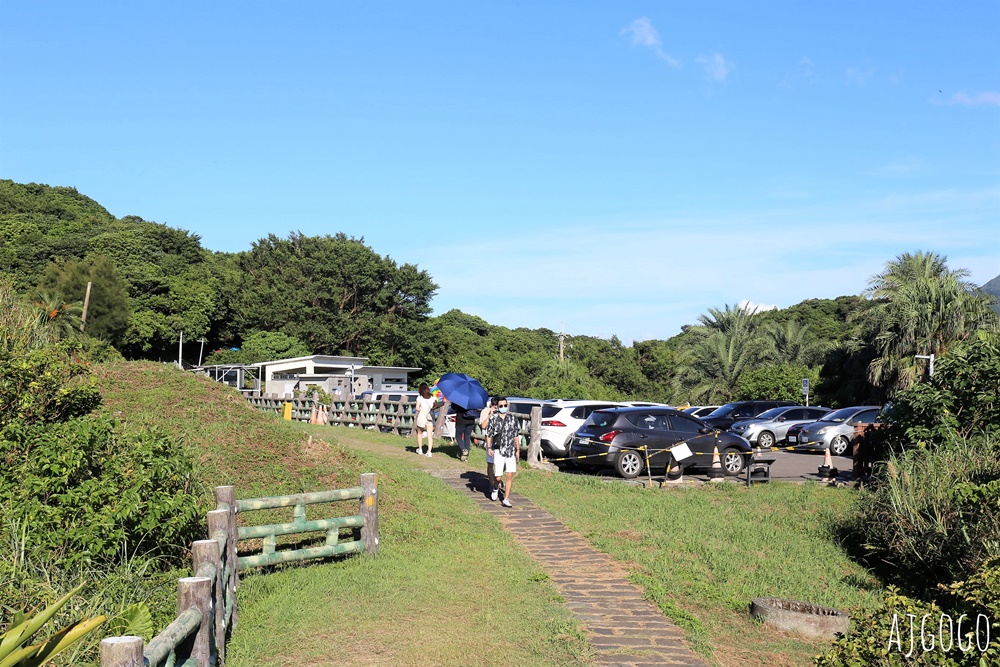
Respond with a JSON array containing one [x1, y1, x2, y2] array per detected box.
[[338, 431, 711, 667]]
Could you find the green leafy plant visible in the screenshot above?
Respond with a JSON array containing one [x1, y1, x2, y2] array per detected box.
[[0, 583, 106, 667]]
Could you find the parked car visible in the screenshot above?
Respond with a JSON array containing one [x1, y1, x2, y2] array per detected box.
[[700, 400, 797, 431], [683, 405, 720, 419], [784, 422, 807, 447], [539, 400, 624, 456], [794, 406, 882, 456], [568, 407, 752, 479], [729, 406, 831, 448]]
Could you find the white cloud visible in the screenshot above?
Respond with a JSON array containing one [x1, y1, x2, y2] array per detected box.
[[737, 300, 779, 314], [695, 52, 732, 81], [948, 91, 1000, 107], [621, 17, 681, 67], [846, 63, 875, 86]]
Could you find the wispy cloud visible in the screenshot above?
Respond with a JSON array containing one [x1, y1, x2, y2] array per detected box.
[[738, 299, 779, 314], [947, 91, 1000, 107], [799, 56, 815, 81], [695, 52, 733, 81], [846, 63, 875, 86], [621, 17, 681, 67], [869, 158, 923, 177]]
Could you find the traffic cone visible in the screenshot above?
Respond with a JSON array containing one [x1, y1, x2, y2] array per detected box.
[[309, 405, 318, 424], [818, 446, 837, 479], [708, 446, 724, 481], [664, 461, 684, 485]]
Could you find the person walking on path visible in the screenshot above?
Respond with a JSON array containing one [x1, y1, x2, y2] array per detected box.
[[454, 403, 479, 462], [480, 399, 498, 499], [486, 397, 520, 507], [414, 383, 437, 457]]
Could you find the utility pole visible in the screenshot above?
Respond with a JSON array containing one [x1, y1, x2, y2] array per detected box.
[[558, 322, 565, 361], [79, 281, 92, 332], [178, 330, 184, 369]]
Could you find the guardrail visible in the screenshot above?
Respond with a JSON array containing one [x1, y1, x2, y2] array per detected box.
[[99, 475, 378, 667]]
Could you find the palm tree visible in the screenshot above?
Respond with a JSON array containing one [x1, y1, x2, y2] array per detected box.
[[853, 251, 999, 394], [32, 291, 83, 340], [766, 319, 827, 367]]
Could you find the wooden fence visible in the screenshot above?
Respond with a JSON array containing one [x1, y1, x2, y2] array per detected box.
[[247, 393, 546, 467], [99, 475, 378, 667]]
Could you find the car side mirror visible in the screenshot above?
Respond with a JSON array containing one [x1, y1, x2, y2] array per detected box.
[[699, 427, 713, 435]]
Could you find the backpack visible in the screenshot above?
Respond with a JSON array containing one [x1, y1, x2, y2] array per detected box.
[[461, 407, 481, 421]]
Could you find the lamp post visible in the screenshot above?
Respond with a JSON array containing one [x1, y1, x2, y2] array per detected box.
[[915, 353, 935, 377]]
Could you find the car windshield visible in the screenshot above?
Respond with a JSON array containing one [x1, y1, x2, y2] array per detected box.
[[705, 404, 736, 418], [583, 410, 617, 429], [820, 408, 857, 423], [755, 407, 788, 420]]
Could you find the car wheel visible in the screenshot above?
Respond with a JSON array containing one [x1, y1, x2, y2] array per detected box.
[[830, 436, 849, 457], [722, 448, 747, 476], [757, 431, 775, 449], [615, 450, 645, 479]]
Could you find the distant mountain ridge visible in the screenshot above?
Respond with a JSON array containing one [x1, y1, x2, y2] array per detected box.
[[982, 273, 1000, 313]]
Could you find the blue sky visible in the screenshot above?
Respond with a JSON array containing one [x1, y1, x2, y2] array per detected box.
[[2, 1, 998, 342]]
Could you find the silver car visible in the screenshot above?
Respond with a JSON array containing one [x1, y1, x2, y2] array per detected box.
[[794, 406, 882, 456], [729, 406, 832, 449]]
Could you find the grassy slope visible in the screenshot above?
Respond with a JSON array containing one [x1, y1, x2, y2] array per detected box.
[[93, 363, 592, 667]]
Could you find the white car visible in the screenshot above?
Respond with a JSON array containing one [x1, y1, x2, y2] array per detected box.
[[539, 400, 625, 456]]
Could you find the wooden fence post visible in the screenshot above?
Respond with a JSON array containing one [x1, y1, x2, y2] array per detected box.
[[528, 406, 542, 465], [214, 486, 239, 629], [100, 636, 143, 667], [192, 538, 224, 666], [207, 509, 230, 662], [177, 577, 212, 667], [359, 472, 379, 554]]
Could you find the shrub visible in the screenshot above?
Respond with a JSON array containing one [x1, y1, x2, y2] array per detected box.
[[815, 559, 1000, 666], [881, 333, 1000, 451], [0, 418, 202, 566], [846, 437, 1000, 595]]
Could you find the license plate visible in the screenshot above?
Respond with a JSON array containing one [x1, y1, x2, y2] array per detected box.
[[577, 438, 590, 446], [788, 436, 797, 443]]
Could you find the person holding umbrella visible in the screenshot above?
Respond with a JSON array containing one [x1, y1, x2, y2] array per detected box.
[[435, 373, 488, 462], [485, 397, 520, 508]]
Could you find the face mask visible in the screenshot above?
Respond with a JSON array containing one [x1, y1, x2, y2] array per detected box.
[[498, 407, 508, 414]]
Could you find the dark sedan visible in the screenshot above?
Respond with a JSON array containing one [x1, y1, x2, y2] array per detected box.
[[568, 407, 752, 479]]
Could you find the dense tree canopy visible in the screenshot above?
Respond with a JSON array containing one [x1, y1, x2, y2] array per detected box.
[[3, 180, 999, 408]]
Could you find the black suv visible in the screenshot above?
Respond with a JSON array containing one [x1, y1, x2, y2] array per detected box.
[[568, 407, 752, 478], [699, 400, 797, 431]]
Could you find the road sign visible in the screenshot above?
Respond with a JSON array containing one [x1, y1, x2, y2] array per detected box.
[[801, 378, 809, 394]]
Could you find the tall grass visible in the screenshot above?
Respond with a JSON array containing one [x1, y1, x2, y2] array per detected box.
[[848, 435, 1000, 594]]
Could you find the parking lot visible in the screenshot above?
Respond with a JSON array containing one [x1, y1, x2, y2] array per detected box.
[[552, 449, 856, 485]]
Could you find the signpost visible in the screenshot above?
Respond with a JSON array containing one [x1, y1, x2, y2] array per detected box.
[[801, 378, 810, 406]]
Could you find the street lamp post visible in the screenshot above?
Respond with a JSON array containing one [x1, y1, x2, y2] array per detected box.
[[915, 354, 935, 377]]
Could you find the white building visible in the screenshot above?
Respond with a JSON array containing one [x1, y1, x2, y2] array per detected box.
[[251, 355, 421, 398]]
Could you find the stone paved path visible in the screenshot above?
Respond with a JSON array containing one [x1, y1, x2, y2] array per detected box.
[[431, 468, 711, 667]]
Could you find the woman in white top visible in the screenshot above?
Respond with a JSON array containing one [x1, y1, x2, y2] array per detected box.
[[415, 383, 437, 457]]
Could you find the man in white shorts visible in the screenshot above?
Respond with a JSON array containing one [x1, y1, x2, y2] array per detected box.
[[485, 397, 520, 508]]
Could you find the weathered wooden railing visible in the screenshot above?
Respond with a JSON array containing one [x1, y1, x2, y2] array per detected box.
[[243, 392, 545, 464], [99, 475, 378, 667]]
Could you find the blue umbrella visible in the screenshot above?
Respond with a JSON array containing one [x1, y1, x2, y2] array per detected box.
[[435, 373, 488, 410]]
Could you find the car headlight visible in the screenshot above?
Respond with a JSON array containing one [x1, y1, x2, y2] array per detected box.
[[817, 426, 830, 435]]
